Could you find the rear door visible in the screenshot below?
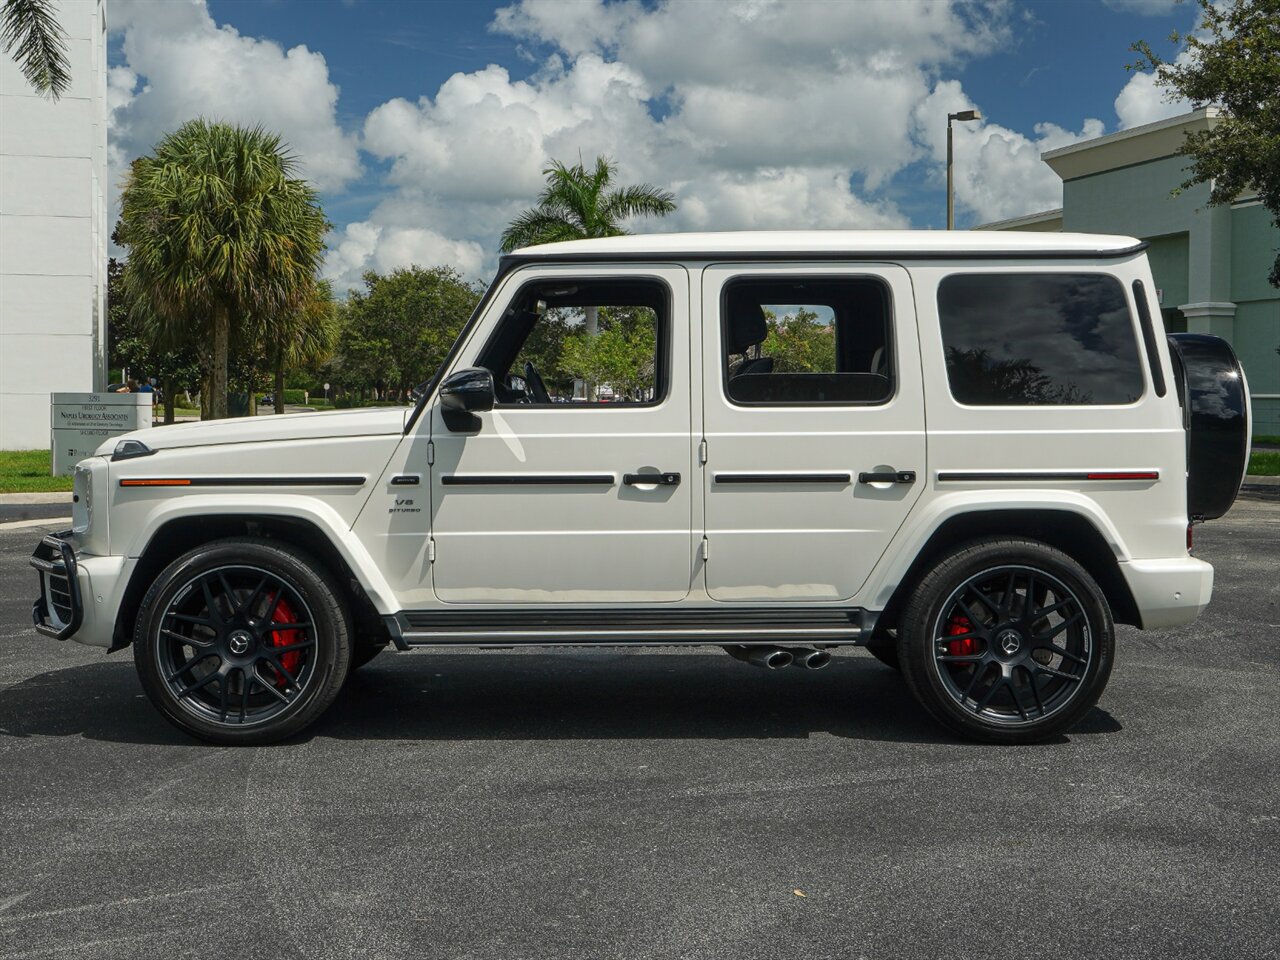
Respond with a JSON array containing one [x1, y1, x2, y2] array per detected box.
[[700, 263, 925, 602]]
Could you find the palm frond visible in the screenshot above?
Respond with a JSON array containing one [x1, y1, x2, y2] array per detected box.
[[601, 183, 677, 224], [1, 0, 70, 99], [499, 208, 584, 252]]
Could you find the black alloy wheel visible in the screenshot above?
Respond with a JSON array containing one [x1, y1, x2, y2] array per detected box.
[[898, 538, 1114, 744], [134, 538, 351, 744]]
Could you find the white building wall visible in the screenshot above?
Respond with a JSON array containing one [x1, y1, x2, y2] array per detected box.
[[0, 0, 108, 449]]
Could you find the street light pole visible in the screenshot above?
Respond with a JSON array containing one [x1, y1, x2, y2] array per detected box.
[[946, 109, 982, 230]]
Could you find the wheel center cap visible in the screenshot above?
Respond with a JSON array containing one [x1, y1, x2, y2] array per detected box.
[[997, 629, 1023, 656], [228, 631, 253, 656]]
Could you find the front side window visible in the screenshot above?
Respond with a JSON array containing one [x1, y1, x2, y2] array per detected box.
[[938, 273, 1144, 406], [477, 278, 666, 406], [720, 277, 893, 405]]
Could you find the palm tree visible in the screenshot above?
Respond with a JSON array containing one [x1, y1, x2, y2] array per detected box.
[[1, 0, 70, 99], [117, 120, 327, 419], [267, 280, 339, 415], [500, 156, 675, 397]]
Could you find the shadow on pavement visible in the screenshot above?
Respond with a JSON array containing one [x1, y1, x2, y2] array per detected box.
[[0, 651, 1122, 747]]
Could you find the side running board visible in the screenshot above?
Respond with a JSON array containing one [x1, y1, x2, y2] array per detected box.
[[384, 607, 872, 648]]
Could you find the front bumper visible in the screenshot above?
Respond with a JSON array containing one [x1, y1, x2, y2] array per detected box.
[[1119, 556, 1215, 629], [31, 533, 132, 648]]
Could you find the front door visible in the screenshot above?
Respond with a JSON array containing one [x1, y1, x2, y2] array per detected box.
[[429, 264, 694, 603], [700, 263, 926, 602]]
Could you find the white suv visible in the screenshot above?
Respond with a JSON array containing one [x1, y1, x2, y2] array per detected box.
[[31, 231, 1251, 745]]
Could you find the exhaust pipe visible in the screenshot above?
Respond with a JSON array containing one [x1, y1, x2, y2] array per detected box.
[[723, 645, 794, 669], [788, 648, 832, 670]]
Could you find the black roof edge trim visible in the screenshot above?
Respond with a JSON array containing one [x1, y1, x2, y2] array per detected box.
[[497, 241, 1149, 269]]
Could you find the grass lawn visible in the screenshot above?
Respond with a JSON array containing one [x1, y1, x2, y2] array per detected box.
[[0, 450, 73, 493], [1249, 450, 1280, 476]]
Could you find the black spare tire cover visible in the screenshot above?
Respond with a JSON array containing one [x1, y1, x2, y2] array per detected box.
[[1167, 333, 1250, 521]]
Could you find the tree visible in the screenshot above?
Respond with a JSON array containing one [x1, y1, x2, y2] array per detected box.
[[117, 120, 328, 419], [334, 266, 483, 400], [761, 308, 837, 373], [1, 0, 69, 99], [266, 280, 339, 415], [560, 309, 657, 400], [1131, 0, 1280, 286], [107, 257, 202, 424], [500, 156, 676, 396]]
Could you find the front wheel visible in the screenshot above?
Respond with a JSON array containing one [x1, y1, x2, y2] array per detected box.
[[133, 538, 352, 745], [897, 538, 1114, 744]]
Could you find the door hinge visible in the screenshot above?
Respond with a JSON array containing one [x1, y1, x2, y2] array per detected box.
[[698, 439, 708, 464], [427, 440, 435, 466], [700, 537, 709, 561], [428, 538, 436, 563]]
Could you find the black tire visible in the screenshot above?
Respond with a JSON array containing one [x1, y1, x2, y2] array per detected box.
[[863, 634, 900, 670], [897, 537, 1114, 744], [132, 537, 352, 745]]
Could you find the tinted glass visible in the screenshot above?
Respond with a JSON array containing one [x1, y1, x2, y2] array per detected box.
[[721, 278, 892, 405], [938, 273, 1143, 406]]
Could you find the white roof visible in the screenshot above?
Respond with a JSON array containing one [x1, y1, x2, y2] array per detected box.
[[510, 230, 1141, 258]]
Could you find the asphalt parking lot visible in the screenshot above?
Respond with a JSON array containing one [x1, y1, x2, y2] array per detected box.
[[1, 503, 1278, 960]]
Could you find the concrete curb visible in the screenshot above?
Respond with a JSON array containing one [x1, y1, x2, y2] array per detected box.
[[0, 501, 73, 523], [0, 492, 72, 504]]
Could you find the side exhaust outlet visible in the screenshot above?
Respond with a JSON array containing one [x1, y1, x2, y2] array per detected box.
[[788, 648, 831, 670], [723, 645, 794, 669]]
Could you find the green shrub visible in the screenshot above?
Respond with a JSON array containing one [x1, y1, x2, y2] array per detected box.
[[334, 396, 354, 409]]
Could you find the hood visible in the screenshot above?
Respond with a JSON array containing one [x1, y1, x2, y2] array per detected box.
[[94, 405, 409, 456]]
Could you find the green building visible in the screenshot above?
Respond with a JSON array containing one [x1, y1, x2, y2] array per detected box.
[[978, 107, 1280, 437]]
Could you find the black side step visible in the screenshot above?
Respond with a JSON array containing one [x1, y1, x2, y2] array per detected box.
[[385, 606, 872, 647]]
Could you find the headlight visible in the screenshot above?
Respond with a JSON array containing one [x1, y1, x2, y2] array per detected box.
[[72, 463, 93, 534]]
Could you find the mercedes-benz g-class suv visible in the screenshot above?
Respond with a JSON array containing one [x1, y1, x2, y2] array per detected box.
[[31, 232, 1251, 745]]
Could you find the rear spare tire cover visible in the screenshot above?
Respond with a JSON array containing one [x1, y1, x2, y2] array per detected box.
[[1167, 333, 1250, 520]]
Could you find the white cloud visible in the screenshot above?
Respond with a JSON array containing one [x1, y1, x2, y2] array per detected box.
[[915, 80, 1104, 225], [326, 0, 1017, 287], [106, 0, 361, 213], [1114, 59, 1193, 129]]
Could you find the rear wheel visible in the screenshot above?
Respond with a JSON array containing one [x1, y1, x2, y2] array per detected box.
[[133, 538, 351, 745], [897, 538, 1114, 744]]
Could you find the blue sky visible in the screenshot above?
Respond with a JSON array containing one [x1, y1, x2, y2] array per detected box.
[[105, 0, 1199, 287]]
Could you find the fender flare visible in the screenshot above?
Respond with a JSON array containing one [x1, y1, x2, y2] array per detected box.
[[120, 495, 399, 615], [860, 489, 1131, 611]]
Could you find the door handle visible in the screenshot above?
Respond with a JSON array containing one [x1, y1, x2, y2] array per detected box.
[[858, 470, 916, 484], [623, 472, 681, 486]]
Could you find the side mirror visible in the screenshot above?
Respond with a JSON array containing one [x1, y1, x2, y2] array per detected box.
[[439, 366, 495, 431]]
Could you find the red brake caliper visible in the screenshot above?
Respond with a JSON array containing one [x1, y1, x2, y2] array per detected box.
[[268, 594, 304, 688], [945, 613, 977, 657]]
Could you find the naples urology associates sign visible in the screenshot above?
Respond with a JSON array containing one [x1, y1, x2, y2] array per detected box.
[[51, 393, 152, 475]]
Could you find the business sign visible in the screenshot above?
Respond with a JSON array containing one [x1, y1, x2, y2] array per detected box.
[[50, 392, 153, 475]]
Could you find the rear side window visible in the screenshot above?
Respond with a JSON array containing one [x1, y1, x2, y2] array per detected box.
[[721, 277, 893, 405], [938, 273, 1144, 406]]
